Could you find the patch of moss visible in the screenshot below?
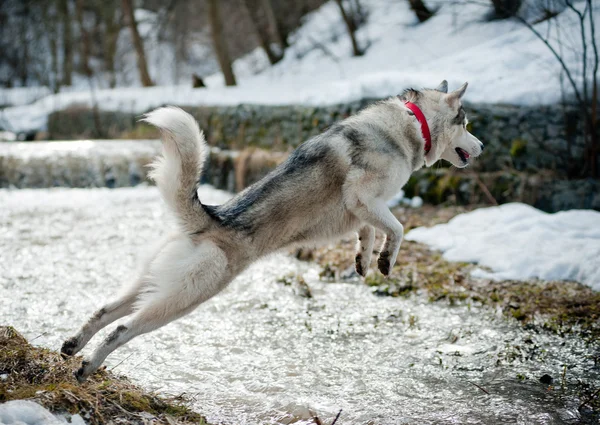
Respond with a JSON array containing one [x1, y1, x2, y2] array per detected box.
[[0, 326, 209, 425], [306, 204, 600, 343], [510, 139, 527, 157]]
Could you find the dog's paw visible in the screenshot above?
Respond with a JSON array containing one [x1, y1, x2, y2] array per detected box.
[[61, 337, 80, 358], [74, 360, 92, 383], [377, 251, 391, 276], [355, 253, 366, 277]]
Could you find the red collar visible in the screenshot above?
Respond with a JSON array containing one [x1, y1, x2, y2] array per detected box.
[[404, 101, 431, 154]]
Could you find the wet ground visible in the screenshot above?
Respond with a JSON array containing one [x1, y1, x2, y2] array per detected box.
[[1, 186, 598, 424]]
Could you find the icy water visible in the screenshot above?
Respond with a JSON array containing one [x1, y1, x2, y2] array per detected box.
[[1, 186, 596, 424]]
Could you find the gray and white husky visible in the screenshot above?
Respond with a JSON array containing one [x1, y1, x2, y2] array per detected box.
[[62, 81, 483, 381]]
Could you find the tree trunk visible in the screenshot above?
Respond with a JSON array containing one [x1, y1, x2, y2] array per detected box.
[[407, 0, 434, 23], [58, 0, 73, 86], [102, 1, 120, 88], [490, 0, 522, 19], [122, 0, 153, 86], [18, 2, 30, 86], [587, 0, 598, 178], [207, 0, 236, 86], [260, 0, 286, 51], [41, 3, 59, 91], [241, 0, 281, 65], [335, 0, 362, 56], [174, 1, 189, 83], [75, 0, 92, 77]]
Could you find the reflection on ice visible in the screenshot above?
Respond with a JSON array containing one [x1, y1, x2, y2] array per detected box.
[[0, 186, 595, 424]]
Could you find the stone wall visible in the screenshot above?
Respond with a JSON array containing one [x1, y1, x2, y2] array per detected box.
[[38, 100, 600, 211], [48, 100, 591, 173]]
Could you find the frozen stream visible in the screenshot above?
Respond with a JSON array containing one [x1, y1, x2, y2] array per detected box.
[[0, 186, 595, 424]]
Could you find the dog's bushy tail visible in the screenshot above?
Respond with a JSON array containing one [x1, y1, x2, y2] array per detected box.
[[142, 106, 211, 234]]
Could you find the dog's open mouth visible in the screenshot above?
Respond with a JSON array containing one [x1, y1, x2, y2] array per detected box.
[[455, 147, 470, 163]]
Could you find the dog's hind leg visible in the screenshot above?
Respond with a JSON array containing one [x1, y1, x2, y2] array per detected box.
[[61, 235, 178, 358], [60, 280, 144, 358], [74, 239, 229, 382], [355, 225, 375, 277]]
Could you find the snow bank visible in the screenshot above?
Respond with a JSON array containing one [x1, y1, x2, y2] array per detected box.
[[0, 87, 51, 107], [0, 400, 85, 425], [386, 189, 423, 209], [1, 0, 597, 132], [405, 203, 600, 290]]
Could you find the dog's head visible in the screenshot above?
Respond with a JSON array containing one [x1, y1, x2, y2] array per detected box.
[[401, 81, 484, 168]]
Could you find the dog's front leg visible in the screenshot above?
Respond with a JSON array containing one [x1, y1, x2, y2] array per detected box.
[[355, 225, 375, 277], [350, 200, 403, 276]]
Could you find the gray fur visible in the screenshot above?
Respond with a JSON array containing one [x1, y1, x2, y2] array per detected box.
[[452, 106, 466, 125], [63, 83, 484, 381], [436, 80, 449, 93]]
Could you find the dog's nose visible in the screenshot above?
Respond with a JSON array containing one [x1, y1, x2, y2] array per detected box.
[[480, 143, 485, 152]]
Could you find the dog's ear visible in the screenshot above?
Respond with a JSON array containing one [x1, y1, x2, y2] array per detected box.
[[435, 80, 448, 93], [446, 82, 468, 107]]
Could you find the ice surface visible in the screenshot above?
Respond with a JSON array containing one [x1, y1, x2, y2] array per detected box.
[[406, 203, 600, 290], [0, 400, 85, 425], [2, 1, 598, 132], [1, 186, 596, 424]]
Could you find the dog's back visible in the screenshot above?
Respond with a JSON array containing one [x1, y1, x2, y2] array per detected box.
[[202, 130, 360, 257], [144, 105, 417, 261]]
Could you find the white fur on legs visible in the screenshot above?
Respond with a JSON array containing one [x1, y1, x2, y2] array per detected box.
[[61, 235, 178, 357], [61, 286, 140, 357], [348, 199, 404, 276], [75, 238, 229, 381], [355, 225, 375, 277]]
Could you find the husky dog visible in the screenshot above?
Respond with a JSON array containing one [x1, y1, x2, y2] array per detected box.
[[62, 81, 483, 381]]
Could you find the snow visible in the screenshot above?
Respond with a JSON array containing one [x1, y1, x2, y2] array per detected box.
[[1, 0, 597, 132], [0, 87, 51, 107], [405, 203, 600, 290], [0, 401, 85, 425], [386, 190, 423, 209]]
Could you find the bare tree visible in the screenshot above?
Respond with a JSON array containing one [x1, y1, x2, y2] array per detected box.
[[407, 0, 434, 23], [208, 0, 236, 86], [17, 2, 31, 86], [335, 0, 363, 56], [58, 0, 73, 86], [520, 0, 597, 177], [122, 0, 153, 86], [486, 0, 599, 177], [261, 0, 286, 51], [172, 0, 189, 83], [39, 2, 60, 92], [101, 1, 121, 88], [241, 0, 282, 64], [75, 0, 92, 77]]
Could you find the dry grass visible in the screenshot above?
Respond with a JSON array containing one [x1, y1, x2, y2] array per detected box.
[[0, 326, 209, 425]]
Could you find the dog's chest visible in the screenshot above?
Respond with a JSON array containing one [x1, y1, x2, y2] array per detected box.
[[379, 166, 411, 200]]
